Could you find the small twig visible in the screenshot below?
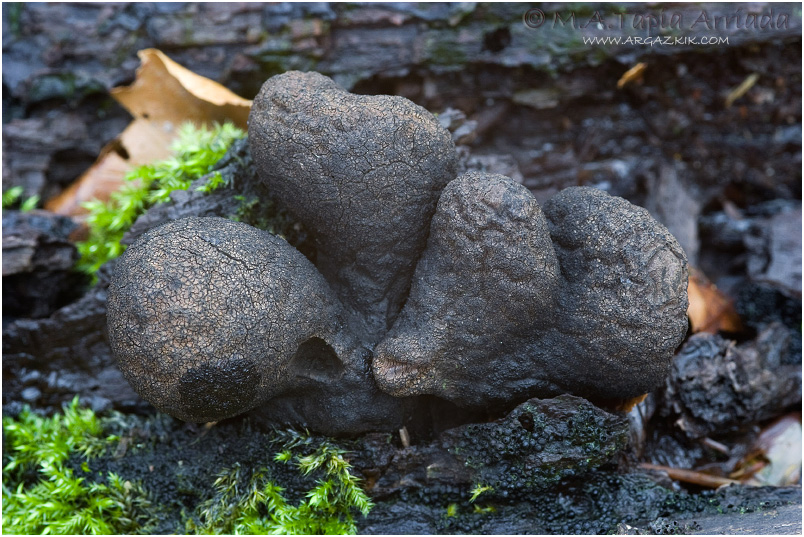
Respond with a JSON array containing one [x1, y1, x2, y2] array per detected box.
[[729, 459, 768, 481], [617, 62, 647, 89], [701, 437, 730, 456], [725, 73, 759, 108], [639, 463, 741, 488], [399, 426, 410, 448]]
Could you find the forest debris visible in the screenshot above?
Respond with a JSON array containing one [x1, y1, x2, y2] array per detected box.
[[663, 323, 801, 438], [512, 88, 561, 109], [639, 463, 741, 488], [2, 211, 78, 277], [436, 107, 478, 146], [725, 73, 759, 108], [737, 413, 802, 487], [746, 202, 802, 299], [399, 426, 411, 448], [2, 210, 85, 318], [45, 49, 252, 217], [456, 148, 524, 184], [616, 393, 648, 413], [643, 162, 701, 264], [626, 394, 656, 459], [371, 395, 629, 497], [45, 120, 175, 217], [700, 437, 730, 456], [687, 267, 742, 333], [110, 49, 252, 127], [617, 62, 647, 89]]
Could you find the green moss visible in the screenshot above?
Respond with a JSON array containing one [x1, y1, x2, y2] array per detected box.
[[425, 35, 468, 68], [2, 186, 39, 211], [2, 397, 155, 535], [227, 191, 313, 259], [468, 483, 493, 503], [5, 3, 24, 37], [188, 430, 373, 535], [76, 122, 245, 278]]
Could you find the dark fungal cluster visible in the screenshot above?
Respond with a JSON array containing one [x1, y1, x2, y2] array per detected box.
[[107, 71, 689, 435]]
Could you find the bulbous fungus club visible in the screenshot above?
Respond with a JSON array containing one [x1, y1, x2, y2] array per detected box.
[[108, 71, 689, 435]]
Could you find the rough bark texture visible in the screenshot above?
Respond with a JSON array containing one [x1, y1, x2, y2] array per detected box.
[[2, 210, 85, 318], [4, 3, 800, 238], [663, 322, 802, 438], [63, 397, 801, 535], [367, 395, 629, 497]]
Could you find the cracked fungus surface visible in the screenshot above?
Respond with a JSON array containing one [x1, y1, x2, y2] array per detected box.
[[373, 184, 689, 406], [107, 216, 347, 422], [108, 71, 691, 432], [542, 187, 689, 386], [249, 71, 457, 334], [372, 172, 561, 402]]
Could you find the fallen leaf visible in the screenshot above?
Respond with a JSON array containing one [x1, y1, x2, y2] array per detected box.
[[46, 119, 179, 217], [687, 267, 742, 334], [110, 49, 251, 128], [46, 49, 252, 217], [617, 62, 647, 89], [614, 393, 648, 413], [734, 413, 802, 486]]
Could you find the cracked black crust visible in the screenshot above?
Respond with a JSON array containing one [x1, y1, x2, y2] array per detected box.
[[248, 71, 457, 340], [107, 216, 356, 422], [539, 186, 689, 399], [373, 178, 689, 406], [373, 172, 561, 404], [109, 73, 690, 428]]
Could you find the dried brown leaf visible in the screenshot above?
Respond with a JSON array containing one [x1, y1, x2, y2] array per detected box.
[[110, 48, 251, 128], [46, 49, 252, 217], [46, 119, 176, 216], [687, 267, 742, 334], [735, 413, 802, 486]]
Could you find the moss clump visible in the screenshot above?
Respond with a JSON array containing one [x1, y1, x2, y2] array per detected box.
[[468, 483, 493, 503], [228, 190, 315, 262], [230, 194, 286, 234], [188, 430, 373, 535], [2, 397, 155, 535], [2, 186, 39, 211], [76, 122, 245, 277]]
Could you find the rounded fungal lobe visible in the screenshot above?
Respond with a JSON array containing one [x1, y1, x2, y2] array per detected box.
[[248, 71, 457, 340], [373, 172, 561, 405], [107, 216, 378, 424], [373, 176, 689, 407], [538, 186, 689, 400]]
